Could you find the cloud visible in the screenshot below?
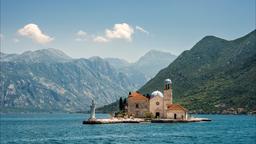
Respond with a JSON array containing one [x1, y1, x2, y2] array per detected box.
[[77, 30, 87, 36], [75, 30, 88, 41], [93, 23, 134, 43], [135, 26, 149, 35], [75, 23, 140, 43], [13, 38, 20, 43], [105, 23, 134, 41], [18, 23, 53, 44], [93, 36, 108, 43]]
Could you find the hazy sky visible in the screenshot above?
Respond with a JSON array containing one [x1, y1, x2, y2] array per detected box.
[[1, 0, 255, 62]]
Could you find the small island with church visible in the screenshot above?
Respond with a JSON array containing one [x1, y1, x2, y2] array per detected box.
[[83, 78, 211, 124]]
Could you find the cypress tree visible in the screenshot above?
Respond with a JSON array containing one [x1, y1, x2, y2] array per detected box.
[[119, 97, 123, 111], [123, 98, 127, 110]]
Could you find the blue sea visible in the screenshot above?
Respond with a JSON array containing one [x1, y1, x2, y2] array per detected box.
[[0, 114, 255, 144]]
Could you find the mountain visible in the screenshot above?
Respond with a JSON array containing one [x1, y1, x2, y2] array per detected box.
[[105, 58, 130, 69], [105, 50, 177, 88], [132, 50, 177, 80], [0, 52, 18, 61], [0, 49, 136, 112], [139, 30, 256, 114], [1, 48, 72, 63]]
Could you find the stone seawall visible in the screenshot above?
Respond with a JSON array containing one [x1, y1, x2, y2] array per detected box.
[[83, 117, 211, 124]]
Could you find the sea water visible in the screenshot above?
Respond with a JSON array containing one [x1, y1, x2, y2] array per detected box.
[[0, 114, 255, 144]]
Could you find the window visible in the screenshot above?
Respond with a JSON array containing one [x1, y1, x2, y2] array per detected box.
[[136, 104, 139, 108], [156, 102, 160, 105], [165, 84, 170, 90]]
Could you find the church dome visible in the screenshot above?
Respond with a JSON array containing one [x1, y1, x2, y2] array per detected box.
[[151, 90, 164, 97], [165, 79, 172, 84]]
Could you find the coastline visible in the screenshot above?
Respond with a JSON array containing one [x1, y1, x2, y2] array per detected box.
[[82, 117, 212, 124], [1, 111, 255, 115]]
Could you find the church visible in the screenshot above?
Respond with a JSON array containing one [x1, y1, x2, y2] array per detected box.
[[127, 79, 188, 120]]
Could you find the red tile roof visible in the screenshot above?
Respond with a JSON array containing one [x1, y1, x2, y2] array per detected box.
[[167, 104, 188, 112], [128, 92, 148, 101]]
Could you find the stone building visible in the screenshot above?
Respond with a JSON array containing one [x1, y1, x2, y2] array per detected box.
[[127, 92, 149, 118], [127, 79, 188, 119], [149, 91, 164, 118], [166, 104, 188, 119]]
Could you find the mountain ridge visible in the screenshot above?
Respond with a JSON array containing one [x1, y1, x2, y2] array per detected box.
[[97, 30, 256, 114], [1, 48, 72, 63], [0, 50, 136, 112], [1, 48, 177, 112], [139, 30, 256, 113], [105, 50, 177, 87]]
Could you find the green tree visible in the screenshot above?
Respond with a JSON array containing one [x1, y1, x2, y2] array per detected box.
[[123, 98, 127, 111], [119, 97, 123, 111]]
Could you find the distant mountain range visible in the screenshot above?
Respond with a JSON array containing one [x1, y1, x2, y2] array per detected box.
[[105, 50, 177, 87], [0, 48, 175, 112], [139, 30, 256, 114], [133, 50, 177, 79], [0, 48, 72, 63]]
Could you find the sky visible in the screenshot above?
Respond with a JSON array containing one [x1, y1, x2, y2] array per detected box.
[[0, 0, 255, 62]]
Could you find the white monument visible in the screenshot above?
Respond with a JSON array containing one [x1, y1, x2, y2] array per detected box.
[[89, 99, 96, 121]]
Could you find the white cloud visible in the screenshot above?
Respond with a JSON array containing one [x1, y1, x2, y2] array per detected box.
[[75, 23, 138, 43], [93, 23, 134, 43], [77, 30, 87, 36], [75, 30, 88, 42], [13, 38, 20, 43], [105, 23, 134, 41], [136, 26, 149, 35], [18, 23, 53, 44], [93, 36, 108, 43]]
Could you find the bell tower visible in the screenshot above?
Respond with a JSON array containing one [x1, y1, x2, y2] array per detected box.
[[163, 79, 172, 118]]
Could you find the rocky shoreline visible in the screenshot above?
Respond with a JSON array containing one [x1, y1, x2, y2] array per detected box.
[[83, 117, 211, 124]]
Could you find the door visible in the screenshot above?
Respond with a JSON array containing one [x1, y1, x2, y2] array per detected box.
[[155, 112, 160, 118], [174, 113, 177, 119]]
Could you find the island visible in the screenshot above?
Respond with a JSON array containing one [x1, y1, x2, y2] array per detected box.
[[83, 79, 211, 124]]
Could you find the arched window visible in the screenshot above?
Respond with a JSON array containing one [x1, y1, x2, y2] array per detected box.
[[165, 84, 170, 90]]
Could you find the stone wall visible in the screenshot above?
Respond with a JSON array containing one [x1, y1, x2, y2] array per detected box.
[[128, 98, 149, 118], [166, 110, 187, 120], [149, 96, 164, 118]]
